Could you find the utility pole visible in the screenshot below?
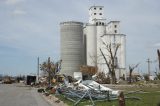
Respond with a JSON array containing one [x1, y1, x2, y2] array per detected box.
[[146, 58, 152, 76], [37, 57, 39, 83], [48, 57, 51, 87], [157, 49, 160, 73]]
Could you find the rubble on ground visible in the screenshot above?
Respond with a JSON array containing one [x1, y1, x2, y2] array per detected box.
[[36, 74, 141, 106]]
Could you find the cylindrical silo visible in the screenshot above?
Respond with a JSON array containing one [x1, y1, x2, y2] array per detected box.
[[96, 25, 106, 72], [60, 21, 83, 76], [120, 34, 126, 69], [84, 24, 97, 66]]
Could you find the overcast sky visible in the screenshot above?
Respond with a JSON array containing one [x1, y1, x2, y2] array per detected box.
[[0, 0, 160, 76]]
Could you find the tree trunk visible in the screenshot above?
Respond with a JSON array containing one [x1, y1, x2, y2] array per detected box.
[[48, 57, 51, 87], [111, 72, 116, 84]]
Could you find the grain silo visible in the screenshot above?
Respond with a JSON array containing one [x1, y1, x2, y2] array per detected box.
[[60, 21, 83, 76]]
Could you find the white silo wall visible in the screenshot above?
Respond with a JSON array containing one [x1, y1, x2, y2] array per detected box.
[[84, 24, 97, 66], [96, 25, 106, 71], [100, 34, 126, 77], [99, 34, 111, 73], [119, 34, 126, 79], [120, 35, 126, 69], [60, 21, 83, 76], [115, 34, 126, 78]]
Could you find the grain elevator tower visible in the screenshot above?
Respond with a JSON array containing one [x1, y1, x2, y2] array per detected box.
[[84, 6, 126, 79]]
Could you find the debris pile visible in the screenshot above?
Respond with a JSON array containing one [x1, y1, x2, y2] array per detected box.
[[61, 80, 119, 105], [37, 74, 141, 106]]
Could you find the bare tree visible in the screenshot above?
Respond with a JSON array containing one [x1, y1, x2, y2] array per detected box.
[[40, 57, 56, 86], [128, 63, 139, 83], [100, 41, 120, 84]]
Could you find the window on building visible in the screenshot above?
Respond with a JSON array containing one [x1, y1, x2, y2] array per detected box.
[[94, 7, 96, 10], [99, 22, 101, 25], [96, 22, 98, 26], [115, 25, 117, 28], [94, 13, 96, 15], [99, 13, 102, 15], [99, 8, 102, 10], [102, 22, 104, 26], [115, 30, 117, 33]]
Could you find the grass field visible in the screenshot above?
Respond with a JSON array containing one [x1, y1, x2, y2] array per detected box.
[[56, 84, 160, 106]]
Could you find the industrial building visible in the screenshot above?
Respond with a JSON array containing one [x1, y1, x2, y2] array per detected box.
[[60, 6, 126, 79]]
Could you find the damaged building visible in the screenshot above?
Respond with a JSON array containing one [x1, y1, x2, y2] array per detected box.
[[60, 6, 126, 80]]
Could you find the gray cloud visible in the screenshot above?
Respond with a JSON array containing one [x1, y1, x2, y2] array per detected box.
[[5, 0, 25, 5], [153, 43, 160, 47], [12, 9, 26, 15]]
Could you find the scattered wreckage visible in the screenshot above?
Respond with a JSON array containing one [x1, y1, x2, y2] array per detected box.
[[61, 80, 119, 105], [38, 75, 141, 106]]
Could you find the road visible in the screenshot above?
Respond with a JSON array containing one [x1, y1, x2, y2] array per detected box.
[[0, 83, 53, 106]]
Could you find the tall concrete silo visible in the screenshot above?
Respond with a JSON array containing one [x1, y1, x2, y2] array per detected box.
[[83, 24, 97, 66], [60, 21, 83, 76]]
